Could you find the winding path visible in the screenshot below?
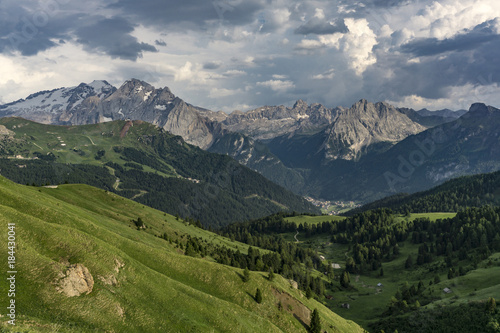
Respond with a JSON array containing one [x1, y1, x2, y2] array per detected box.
[[294, 230, 299, 243]]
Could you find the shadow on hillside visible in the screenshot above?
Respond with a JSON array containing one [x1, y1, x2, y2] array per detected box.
[[246, 291, 257, 302], [293, 314, 309, 331]]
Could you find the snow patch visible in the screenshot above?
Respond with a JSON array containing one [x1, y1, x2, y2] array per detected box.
[[89, 80, 107, 91], [144, 91, 152, 101], [102, 116, 113, 122], [154, 105, 166, 111]]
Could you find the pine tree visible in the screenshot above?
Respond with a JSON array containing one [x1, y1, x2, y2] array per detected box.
[[309, 308, 321, 333], [268, 269, 275, 281], [305, 286, 313, 299], [340, 270, 350, 288], [243, 267, 250, 282], [255, 288, 263, 304], [487, 297, 496, 314]]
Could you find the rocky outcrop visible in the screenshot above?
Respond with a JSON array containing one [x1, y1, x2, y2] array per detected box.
[[0, 125, 14, 137], [56, 264, 94, 297], [220, 99, 338, 140], [323, 99, 426, 160]]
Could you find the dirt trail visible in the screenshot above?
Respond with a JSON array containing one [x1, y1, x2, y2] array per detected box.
[[120, 121, 133, 138], [294, 230, 299, 243]]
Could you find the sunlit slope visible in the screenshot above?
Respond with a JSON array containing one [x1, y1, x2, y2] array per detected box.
[[0, 177, 362, 332]]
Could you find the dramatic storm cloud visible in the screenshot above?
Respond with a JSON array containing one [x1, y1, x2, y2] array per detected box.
[[0, 0, 499, 111]]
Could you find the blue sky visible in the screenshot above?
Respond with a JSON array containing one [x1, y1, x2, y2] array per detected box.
[[0, 0, 499, 112]]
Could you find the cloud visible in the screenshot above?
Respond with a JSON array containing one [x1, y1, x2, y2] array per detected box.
[[109, 0, 266, 30], [312, 68, 335, 80], [0, 1, 78, 56], [258, 7, 291, 33], [272, 74, 288, 79], [174, 61, 224, 84], [155, 39, 166, 46], [1, 0, 500, 114], [208, 87, 240, 98], [223, 69, 246, 76], [257, 79, 295, 92], [75, 16, 157, 61], [295, 9, 348, 35], [401, 18, 500, 57], [338, 18, 377, 75], [203, 61, 223, 70]]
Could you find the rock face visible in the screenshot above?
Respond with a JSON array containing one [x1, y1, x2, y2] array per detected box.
[[218, 99, 338, 140], [0, 125, 14, 137], [57, 264, 94, 297], [323, 100, 426, 160]]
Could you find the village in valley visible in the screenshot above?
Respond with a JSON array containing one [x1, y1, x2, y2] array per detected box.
[[305, 197, 361, 215]]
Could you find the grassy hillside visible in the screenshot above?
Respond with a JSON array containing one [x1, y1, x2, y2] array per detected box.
[[0, 176, 362, 332], [284, 215, 346, 225], [0, 117, 319, 227]]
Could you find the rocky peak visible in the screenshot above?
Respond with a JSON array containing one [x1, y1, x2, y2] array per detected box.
[[468, 103, 499, 116], [118, 78, 154, 95], [293, 99, 308, 109], [324, 100, 427, 160]]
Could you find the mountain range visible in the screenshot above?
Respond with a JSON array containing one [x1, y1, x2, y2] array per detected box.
[[0, 117, 318, 227], [1, 79, 495, 203]]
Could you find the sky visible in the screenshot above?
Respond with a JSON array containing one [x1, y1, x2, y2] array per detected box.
[[0, 0, 499, 113]]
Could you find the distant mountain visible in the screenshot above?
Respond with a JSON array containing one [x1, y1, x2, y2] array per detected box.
[[216, 99, 338, 140], [311, 103, 500, 202], [267, 100, 427, 170], [416, 108, 467, 118], [0, 80, 116, 124]]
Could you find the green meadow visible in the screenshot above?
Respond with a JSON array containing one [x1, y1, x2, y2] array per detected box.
[[0, 176, 363, 332]]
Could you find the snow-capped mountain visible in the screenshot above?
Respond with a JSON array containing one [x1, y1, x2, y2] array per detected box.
[[0, 80, 115, 124], [0, 79, 221, 148]]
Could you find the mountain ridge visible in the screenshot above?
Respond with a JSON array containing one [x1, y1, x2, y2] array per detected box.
[[0, 79, 483, 202]]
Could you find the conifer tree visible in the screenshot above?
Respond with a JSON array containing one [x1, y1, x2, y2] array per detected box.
[[243, 267, 250, 282], [309, 308, 321, 333], [268, 269, 275, 281], [255, 288, 263, 304]]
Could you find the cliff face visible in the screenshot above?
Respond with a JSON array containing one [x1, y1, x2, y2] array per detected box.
[[322, 100, 426, 160], [219, 99, 339, 140]]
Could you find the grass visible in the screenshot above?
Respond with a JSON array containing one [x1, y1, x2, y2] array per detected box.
[[394, 212, 457, 222], [0, 176, 364, 332], [285, 215, 346, 226]]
